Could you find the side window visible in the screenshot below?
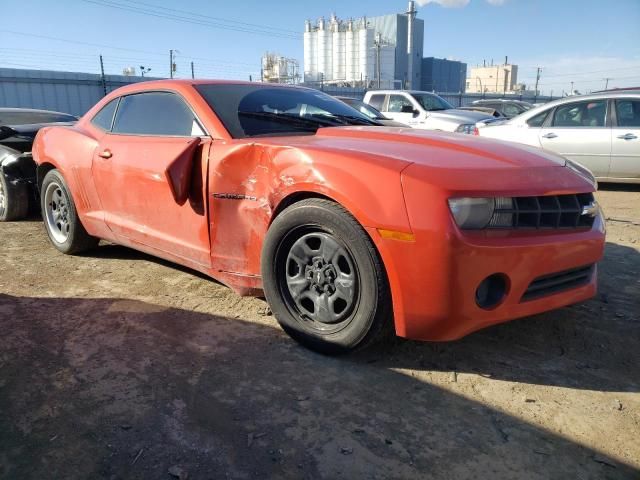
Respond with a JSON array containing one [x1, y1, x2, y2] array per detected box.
[[552, 100, 606, 128], [526, 110, 549, 127], [91, 98, 119, 131], [368, 94, 385, 111], [388, 95, 414, 113], [502, 103, 522, 117], [615, 99, 640, 128], [112, 92, 203, 136]]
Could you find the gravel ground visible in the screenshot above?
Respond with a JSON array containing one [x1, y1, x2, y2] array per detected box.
[[0, 185, 638, 480]]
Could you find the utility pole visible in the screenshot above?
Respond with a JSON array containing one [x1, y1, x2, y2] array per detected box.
[[374, 32, 382, 89], [170, 49, 174, 79], [534, 67, 542, 97], [99, 55, 107, 97], [191, 61, 195, 79], [570, 81, 574, 95], [604, 77, 611, 90]]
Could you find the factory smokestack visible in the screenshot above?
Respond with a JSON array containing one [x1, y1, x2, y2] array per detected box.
[[406, 1, 417, 89]]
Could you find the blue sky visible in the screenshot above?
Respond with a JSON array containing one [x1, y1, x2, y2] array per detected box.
[[1, 0, 639, 95]]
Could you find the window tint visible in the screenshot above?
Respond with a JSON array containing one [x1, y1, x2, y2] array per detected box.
[[112, 92, 200, 136], [615, 99, 640, 128], [91, 99, 118, 131], [502, 103, 523, 117], [195, 84, 376, 139], [368, 94, 385, 111], [388, 95, 414, 113], [552, 100, 606, 128], [0, 111, 77, 126], [526, 110, 549, 127]]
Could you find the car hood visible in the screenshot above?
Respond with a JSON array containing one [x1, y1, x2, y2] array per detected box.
[[430, 108, 494, 123], [259, 126, 567, 171]]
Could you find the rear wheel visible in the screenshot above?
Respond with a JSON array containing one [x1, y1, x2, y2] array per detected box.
[[41, 169, 99, 254], [262, 198, 392, 354], [0, 171, 29, 221]]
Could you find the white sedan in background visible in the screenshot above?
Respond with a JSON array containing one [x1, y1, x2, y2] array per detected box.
[[478, 92, 640, 183]]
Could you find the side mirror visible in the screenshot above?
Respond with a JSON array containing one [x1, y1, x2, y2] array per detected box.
[[164, 137, 201, 205], [400, 105, 415, 114], [412, 109, 420, 118]]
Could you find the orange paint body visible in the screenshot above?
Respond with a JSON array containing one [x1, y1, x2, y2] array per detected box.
[[32, 80, 605, 341]]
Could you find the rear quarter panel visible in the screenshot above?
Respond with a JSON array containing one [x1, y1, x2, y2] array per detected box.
[[33, 126, 108, 238]]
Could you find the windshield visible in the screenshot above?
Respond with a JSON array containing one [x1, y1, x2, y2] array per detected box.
[[196, 84, 379, 138], [342, 98, 387, 120], [410, 93, 454, 111]]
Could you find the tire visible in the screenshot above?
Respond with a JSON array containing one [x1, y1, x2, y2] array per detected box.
[[261, 198, 393, 354], [40, 169, 99, 254], [0, 171, 29, 221]]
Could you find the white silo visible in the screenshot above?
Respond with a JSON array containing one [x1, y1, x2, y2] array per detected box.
[[316, 17, 332, 82], [303, 19, 317, 81], [345, 19, 355, 82], [357, 20, 374, 85], [331, 18, 345, 81]]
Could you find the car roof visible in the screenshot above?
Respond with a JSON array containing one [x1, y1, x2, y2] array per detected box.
[[509, 91, 640, 123], [0, 107, 76, 116]]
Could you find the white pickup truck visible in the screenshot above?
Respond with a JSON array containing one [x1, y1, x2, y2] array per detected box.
[[363, 90, 494, 134]]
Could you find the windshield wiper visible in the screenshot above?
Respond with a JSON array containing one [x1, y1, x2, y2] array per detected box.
[[313, 113, 381, 126], [238, 111, 337, 129]]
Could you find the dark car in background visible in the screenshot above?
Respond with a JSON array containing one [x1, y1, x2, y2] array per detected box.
[[469, 99, 534, 119], [335, 96, 408, 127], [0, 108, 77, 221]]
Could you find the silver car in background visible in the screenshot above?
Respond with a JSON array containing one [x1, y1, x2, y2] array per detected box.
[[478, 92, 640, 183]]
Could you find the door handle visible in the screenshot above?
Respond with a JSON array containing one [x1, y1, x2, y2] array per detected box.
[[617, 133, 637, 140], [98, 149, 113, 159], [542, 133, 558, 139]]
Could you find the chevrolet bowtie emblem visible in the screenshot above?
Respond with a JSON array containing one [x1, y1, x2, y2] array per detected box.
[[581, 201, 599, 217]]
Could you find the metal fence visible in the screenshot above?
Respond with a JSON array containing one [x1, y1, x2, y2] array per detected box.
[[0, 68, 161, 117], [303, 82, 555, 105], [0, 67, 557, 118]]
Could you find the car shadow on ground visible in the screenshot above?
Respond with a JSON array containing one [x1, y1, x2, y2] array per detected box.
[[79, 236, 639, 394], [0, 292, 636, 479], [352, 241, 640, 394]]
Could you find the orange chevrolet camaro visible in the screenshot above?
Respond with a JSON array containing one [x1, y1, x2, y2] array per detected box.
[[32, 80, 605, 353]]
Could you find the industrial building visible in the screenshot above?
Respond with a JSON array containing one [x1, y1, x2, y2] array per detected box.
[[261, 53, 300, 84], [421, 57, 467, 93], [303, 1, 424, 89], [466, 60, 519, 94]]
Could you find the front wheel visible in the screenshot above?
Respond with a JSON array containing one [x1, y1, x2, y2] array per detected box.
[[261, 199, 392, 354], [41, 169, 99, 254]]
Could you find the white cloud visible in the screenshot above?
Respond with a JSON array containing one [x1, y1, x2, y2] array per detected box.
[[415, 0, 470, 7], [415, 0, 507, 7]]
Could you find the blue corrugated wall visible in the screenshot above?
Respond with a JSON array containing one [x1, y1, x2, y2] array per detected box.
[[0, 68, 162, 117]]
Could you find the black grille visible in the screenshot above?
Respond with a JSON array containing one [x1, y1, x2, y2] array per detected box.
[[488, 193, 596, 229], [521, 264, 594, 302]]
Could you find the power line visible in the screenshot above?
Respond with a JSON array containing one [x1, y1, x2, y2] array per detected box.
[[80, 0, 300, 39], [117, 0, 300, 35], [536, 65, 640, 78]]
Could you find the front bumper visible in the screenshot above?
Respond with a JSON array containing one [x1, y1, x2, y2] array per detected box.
[[369, 212, 605, 341]]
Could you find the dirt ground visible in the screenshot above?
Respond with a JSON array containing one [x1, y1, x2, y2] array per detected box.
[[0, 185, 639, 480]]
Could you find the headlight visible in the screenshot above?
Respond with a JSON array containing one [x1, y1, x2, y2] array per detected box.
[[448, 197, 495, 229], [455, 124, 479, 135]]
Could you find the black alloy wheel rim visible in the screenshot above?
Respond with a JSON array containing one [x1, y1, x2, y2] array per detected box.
[[279, 229, 359, 332]]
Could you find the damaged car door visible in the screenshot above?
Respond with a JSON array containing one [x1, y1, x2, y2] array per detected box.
[[90, 91, 212, 266]]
